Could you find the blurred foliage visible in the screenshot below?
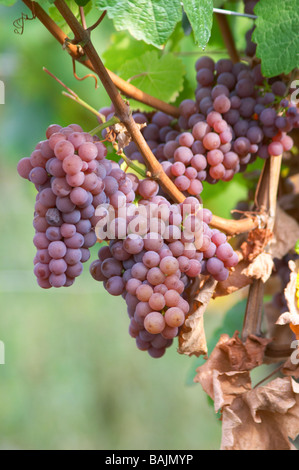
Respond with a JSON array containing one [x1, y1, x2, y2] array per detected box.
[[0, 1, 256, 450]]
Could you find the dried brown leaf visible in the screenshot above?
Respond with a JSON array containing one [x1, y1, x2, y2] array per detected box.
[[221, 377, 299, 450], [240, 228, 273, 261], [282, 356, 299, 379], [178, 277, 217, 357], [220, 332, 272, 371], [194, 332, 270, 411], [242, 252, 274, 283], [277, 260, 299, 327], [212, 370, 252, 412]]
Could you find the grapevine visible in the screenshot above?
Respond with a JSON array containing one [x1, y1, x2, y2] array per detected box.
[[3, 0, 299, 451]]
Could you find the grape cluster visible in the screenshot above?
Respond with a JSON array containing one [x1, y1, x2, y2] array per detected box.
[[90, 191, 238, 358], [17, 124, 135, 288], [125, 57, 298, 196]]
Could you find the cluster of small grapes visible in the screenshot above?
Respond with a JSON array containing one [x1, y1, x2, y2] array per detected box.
[[156, 57, 297, 192], [17, 124, 135, 288], [90, 188, 238, 357], [122, 60, 297, 198]]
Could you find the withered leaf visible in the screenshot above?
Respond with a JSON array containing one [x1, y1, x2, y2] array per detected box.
[[240, 228, 272, 261], [178, 276, 217, 357], [282, 356, 299, 380], [277, 260, 299, 327], [212, 370, 251, 412], [242, 252, 274, 283], [221, 377, 299, 450], [194, 332, 271, 413], [220, 332, 272, 371], [194, 334, 235, 400]]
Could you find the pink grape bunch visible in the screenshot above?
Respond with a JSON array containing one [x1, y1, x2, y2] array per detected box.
[[158, 56, 298, 190], [89, 191, 238, 358], [17, 123, 136, 288]]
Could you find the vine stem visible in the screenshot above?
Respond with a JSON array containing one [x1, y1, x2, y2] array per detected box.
[[53, 0, 186, 204], [21, 0, 260, 236], [215, 13, 240, 63], [241, 155, 283, 342], [21, 0, 180, 118]]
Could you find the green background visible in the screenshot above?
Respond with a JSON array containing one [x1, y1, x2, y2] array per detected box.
[[0, 1, 252, 450]]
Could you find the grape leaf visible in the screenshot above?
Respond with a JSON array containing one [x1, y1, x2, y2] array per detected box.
[[48, 0, 92, 33], [102, 32, 156, 72], [182, 0, 213, 48], [252, 0, 299, 77], [118, 50, 185, 111], [75, 0, 91, 6], [95, 0, 182, 47]]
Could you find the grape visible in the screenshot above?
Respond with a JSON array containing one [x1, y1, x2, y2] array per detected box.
[[179, 99, 197, 118], [46, 226, 61, 241], [213, 95, 231, 113], [174, 147, 193, 165], [216, 243, 234, 261], [29, 167, 48, 185], [49, 273, 67, 288], [174, 175, 190, 191], [164, 307, 185, 328], [144, 312, 165, 334], [162, 325, 179, 340], [268, 141, 283, 156], [54, 140, 75, 161], [148, 293, 166, 311], [62, 154, 83, 175], [164, 289, 180, 307], [147, 267, 165, 285], [56, 196, 76, 214], [207, 149, 223, 166], [195, 56, 215, 72], [203, 133, 221, 150], [136, 284, 153, 302], [126, 278, 142, 295], [171, 161, 186, 177]]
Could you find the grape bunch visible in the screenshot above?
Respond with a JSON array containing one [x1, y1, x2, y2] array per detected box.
[[158, 58, 297, 191], [89, 189, 238, 358], [121, 57, 297, 198], [17, 123, 135, 288]]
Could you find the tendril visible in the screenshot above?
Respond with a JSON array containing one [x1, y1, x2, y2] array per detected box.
[[72, 59, 98, 89], [13, 6, 36, 35]]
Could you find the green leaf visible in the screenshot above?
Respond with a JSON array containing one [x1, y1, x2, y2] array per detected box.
[[295, 239, 299, 254], [183, 0, 213, 48], [120, 160, 147, 179], [103, 32, 156, 72], [48, 0, 92, 33], [95, 0, 183, 47], [118, 50, 185, 111], [252, 0, 299, 77], [75, 0, 91, 6]]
